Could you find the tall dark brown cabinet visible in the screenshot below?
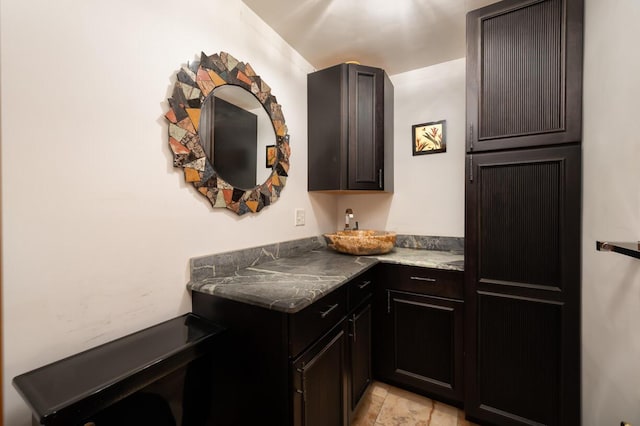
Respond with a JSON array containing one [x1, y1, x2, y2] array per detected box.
[[465, 0, 583, 425]]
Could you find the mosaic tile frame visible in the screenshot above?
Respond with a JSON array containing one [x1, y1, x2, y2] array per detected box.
[[165, 51, 290, 215]]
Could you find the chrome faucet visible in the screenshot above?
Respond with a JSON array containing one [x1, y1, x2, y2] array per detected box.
[[344, 208, 358, 230]]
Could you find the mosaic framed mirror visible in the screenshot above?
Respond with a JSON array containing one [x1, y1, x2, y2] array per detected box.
[[165, 51, 290, 215]]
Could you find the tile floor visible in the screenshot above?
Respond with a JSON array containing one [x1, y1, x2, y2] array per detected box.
[[352, 381, 479, 426]]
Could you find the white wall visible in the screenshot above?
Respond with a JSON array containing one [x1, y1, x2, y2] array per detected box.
[[335, 58, 466, 236], [0, 0, 337, 423], [582, 0, 640, 424]]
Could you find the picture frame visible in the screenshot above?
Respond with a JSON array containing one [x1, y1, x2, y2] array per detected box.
[[412, 120, 446, 155], [265, 145, 277, 167]]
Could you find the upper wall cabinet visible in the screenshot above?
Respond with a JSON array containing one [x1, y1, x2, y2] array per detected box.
[[466, 0, 584, 152], [308, 64, 394, 192]]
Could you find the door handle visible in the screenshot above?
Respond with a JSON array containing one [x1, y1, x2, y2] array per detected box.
[[320, 303, 339, 318], [358, 280, 372, 289], [348, 315, 357, 342], [410, 276, 437, 283]]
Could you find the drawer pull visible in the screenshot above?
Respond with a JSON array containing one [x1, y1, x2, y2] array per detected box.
[[410, 276, 437, 283], [320, 303, 339, 318], [357, 280, 372, 290]]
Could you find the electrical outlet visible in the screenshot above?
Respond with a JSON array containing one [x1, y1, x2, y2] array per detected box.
[[295, 208, 305, 226]]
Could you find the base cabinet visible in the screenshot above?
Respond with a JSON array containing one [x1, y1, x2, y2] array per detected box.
[[377, 290, 464, 404], [192, 269, 375, 426], [374, 265, 464, 405], [348, 302, 372, 414], [292, 323, 348, 426], [192, 263, 471, 424]]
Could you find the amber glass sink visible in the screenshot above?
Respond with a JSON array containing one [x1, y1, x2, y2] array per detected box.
[[324, 230, 397, 255]]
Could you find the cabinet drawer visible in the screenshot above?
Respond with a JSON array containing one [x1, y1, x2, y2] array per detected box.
[[289, 286, 347, 357], [348, 269, 375, 311], [384, 264, 463, 300]]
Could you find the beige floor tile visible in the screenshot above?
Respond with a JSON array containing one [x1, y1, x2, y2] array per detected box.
[[370, 381, 391, 399], [429, 401, 458, 426], [375, 386, 434, 426], [352, 381, 477, 426], [351, 392, 385, 426]]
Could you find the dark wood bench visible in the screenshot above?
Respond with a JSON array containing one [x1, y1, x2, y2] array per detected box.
[[13, 313, 224, 426]]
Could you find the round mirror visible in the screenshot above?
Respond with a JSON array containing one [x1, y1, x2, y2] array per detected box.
[[199, 85, 276, 190], [165, 51, 290, 215]]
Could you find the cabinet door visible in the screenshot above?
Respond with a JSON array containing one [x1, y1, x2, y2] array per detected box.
[[465, 145, 581, 425], [377, 290, 464, 404], [307, 64, 348, 191], [466, 0, 583, 152], [292, 323, 348, 426], [347, 65, 385, 190], [349, 302, 372, 412], [307, 64, 393, 192]]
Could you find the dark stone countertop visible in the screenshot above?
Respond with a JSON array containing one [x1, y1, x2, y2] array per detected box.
[[188, 247, 463, 314]]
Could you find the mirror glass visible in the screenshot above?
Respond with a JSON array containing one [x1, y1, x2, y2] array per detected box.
[[199, 85, 276, 190], [165, 51, 290, 215]]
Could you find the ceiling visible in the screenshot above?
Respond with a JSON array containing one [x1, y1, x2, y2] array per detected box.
[[242, 0, 501, 75]]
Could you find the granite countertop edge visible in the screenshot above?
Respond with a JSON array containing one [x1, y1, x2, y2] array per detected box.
[[188, 247, 463, 314]]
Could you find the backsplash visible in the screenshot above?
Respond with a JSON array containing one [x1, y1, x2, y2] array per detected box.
[[190, 236, 326, 281], [189, 234, 463, 282], [395, 235, 464, 253]]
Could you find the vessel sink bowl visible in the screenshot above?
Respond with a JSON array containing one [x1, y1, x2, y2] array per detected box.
[[324, 230, 397, 256]]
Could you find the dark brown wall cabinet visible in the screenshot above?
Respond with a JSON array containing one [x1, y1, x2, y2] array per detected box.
[[192, 269, 375, 425], [308, 63, 393, 192], [374, 264, 465, 405], [466, 0, 583, 152]]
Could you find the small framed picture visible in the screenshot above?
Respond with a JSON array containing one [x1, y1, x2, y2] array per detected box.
[[412, 120, 446, 155], [266, 145, 277, 167]]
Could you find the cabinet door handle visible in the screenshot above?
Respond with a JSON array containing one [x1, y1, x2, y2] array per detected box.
[[378, 169, 383, 189], [348, 315, 357, 342], [410, 276, 437, 283], [386, 290, 391, 314], [299, 368, 307, 403], [320, 303, 339, 318], [358, 280, 372, 289], [294, 365, 306, 401]]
